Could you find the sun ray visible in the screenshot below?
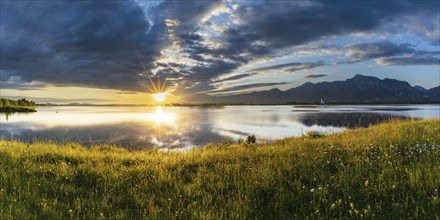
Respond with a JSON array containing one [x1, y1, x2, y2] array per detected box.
[[157, 74, 161, 92], [161, 76, 169, 94], [135, 50, 159, 93], [134, 49, 176, 104]]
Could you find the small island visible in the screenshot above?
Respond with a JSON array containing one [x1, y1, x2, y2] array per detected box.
[[0, 98, 37, 112]]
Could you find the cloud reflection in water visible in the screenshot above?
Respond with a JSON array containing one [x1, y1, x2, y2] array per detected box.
[[1, 105, 438, 150]]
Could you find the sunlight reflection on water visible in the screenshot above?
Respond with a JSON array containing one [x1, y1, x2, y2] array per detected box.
[[0, 104, 438, 150], [137, 106, 176, 126]]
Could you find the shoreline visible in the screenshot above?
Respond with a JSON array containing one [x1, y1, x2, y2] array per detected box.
[[36, 102, 440, 107], [0, 106, 37, 113]]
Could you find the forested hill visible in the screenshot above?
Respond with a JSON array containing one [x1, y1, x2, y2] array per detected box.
[[0, 98, 37, 112]]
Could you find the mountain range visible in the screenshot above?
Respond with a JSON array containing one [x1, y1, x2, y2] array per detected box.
[[186, 74, 440, 104]]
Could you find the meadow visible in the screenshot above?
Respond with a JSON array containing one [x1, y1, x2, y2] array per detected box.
[[0, 119, 439, 219]]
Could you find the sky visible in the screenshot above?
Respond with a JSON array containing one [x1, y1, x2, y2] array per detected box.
[[1, 0, 439, 104]]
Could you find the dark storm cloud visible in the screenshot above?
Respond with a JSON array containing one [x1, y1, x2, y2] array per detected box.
[[1, 0, 162, 92], [188, 59, 242, 82], [344, 41, 440, 65], [305, 74, 327, 79], [377, 56, 440, 66], [220, 0, 437, 52], [248, 62, 324, 73], [212, 82, 290, 94], [0, 0, 221, 92], [154, 0, 221, 29], [214, 73, 257, 83], [0, 76, 47, 90], [175, 82, 218, 95], [346, 41, 415, 60]]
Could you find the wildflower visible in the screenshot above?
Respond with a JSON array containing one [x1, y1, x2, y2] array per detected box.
[[310, 188, 315, 193]]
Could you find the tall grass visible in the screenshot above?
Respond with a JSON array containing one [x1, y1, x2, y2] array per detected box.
[[1, 119, 439, 219]]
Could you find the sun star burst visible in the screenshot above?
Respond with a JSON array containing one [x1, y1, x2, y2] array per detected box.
[[152, 93, 167, 102]]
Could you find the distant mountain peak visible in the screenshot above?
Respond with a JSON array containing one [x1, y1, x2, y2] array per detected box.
[[268, 88, 282, 92], [414, 85, 428, 93], [302, 82, 315, 86], [353, 74, 366, 78], [186, 75, 440, 104], [349, 74, 379, 81]]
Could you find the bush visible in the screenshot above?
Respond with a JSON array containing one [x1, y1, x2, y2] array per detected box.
[[246, 135, 256, 144]]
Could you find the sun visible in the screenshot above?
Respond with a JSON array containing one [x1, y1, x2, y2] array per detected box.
[[152, 93, 167, 102]]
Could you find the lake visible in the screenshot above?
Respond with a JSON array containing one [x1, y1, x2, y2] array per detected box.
[[1, 105, 439, 150]]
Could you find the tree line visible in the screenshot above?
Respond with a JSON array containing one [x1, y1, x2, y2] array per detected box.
[[0, 98, 36, 107]]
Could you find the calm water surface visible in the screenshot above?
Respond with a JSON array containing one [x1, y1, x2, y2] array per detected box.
[[1, 105, 439, 150]]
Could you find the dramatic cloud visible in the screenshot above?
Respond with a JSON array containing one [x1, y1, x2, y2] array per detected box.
[[214, 73, 258, 83], [211, 82, 290, 94], [0, 0, 221, 92], [377, 56, 440, 66], [346, 41, 415, 60], [163, 0, 439, 93], [0, 76, 47, 90], [305, 74, 327, 79], [1, 1, 161, 91], [248, 62, 324, 73], [401, 13, 440, 45], [1, 0, 439, 96], [345, 41, 440, 65]]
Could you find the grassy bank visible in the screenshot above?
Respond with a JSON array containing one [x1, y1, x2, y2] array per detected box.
[[1, 120, 439, 219]]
